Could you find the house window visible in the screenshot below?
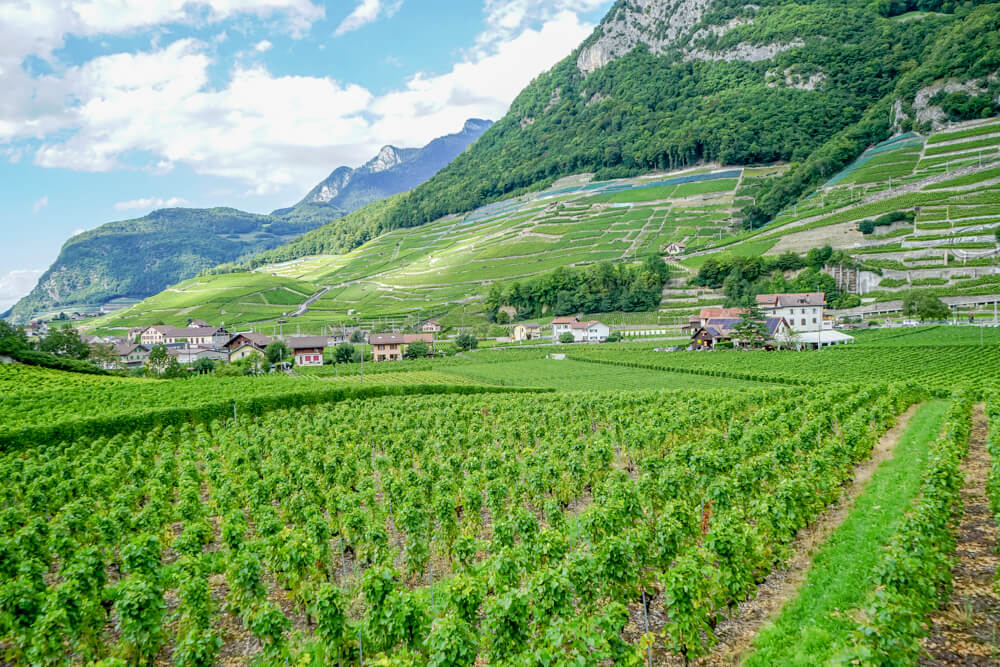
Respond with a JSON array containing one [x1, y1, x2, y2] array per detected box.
[[801, 318, 806, 326], [812, 318, 817, 324]]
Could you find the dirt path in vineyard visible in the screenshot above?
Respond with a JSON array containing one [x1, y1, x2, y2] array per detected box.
[[624, 402, 922, 666], [920, 404, 1000, 666]]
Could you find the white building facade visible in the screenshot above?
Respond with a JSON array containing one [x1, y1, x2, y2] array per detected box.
[[756, 293, 826, 333]]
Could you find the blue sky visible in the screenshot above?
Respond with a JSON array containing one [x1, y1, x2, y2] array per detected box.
[[0, 0, 612, 310]]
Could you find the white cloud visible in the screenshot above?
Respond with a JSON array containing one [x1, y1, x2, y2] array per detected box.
[[475, 0, 607, 54], [33, 195, 49, 213], [0, 269, 44, 311], [114, 196, 189, 211], [6, 3, 598, 200], [254, 39, 273, 52], [335, 0, 402, 36]]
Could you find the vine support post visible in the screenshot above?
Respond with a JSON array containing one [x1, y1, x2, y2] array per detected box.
[[642, 590, 652, 667], [233, 403, 237, 423], [358, 629, 364, 667], [340, 538, 347, 581]]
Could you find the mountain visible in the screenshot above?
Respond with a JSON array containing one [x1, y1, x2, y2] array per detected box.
[[272, 118, 493, 222], [7, 119, 492, 323], [253, 0, 998, 260], [6, 208, 314, 323]]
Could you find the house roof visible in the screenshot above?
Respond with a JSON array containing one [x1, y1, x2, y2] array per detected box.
[[403, 333, 433, 343], [795, 330, 855, 344], [285, 336, 328, 350], [115, 342, 147, 356], [570, 320, 602, 330], [699, 307, 745, 320], [765, 317, 788, 335], [551, 315, 580, 324], [190, 320, 212, 327], [423, 319, 440, 326], [225, 332, 271, 349], [756, 292, 826, 307], [369, 333, 404, 345]]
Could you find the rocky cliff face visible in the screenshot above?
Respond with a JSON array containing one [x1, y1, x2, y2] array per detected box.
[[576, 0, 803, 73]]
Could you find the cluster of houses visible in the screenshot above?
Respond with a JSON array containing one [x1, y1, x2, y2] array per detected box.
[[86, 320, 443, 369], [686, 293, 854, 349]]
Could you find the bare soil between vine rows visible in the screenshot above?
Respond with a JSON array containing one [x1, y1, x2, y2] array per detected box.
[[920, 404, 1000, 666], [622, 402, 922, 666]]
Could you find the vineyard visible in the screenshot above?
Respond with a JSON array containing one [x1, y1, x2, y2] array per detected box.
[[0, 382, 927, 664], [568, 345, 1000, 391]]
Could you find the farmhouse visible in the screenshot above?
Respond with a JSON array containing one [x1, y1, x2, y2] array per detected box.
[[369, 333, 435, 361], [285, 336, 328, 366], [139, 324, 229, 346], [568, 320, 610, 343], [421, 319, 442, 333], [225, 332, 272, 362], [512, 322, 541, 341], [691, 317, 790, 349], [164, 326, 230, 346], [551, 315, 580, 340], [115, 342, 150, 368], [756, 293, 827, 333], [683, 307, 746, 333]]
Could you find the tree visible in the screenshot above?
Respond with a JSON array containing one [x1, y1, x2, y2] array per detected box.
[[455, 332, 478, 351], [495, 310, 510, 324], [90, 342, 120, 369], [734, 304, 770, 349], [559, 332, 575, 344], [265, 341, 291, 366], [913, 294, 950, 321], [349, 329, 365, 343], [0, 321, 29, 355], [145, 344, 169, 376], [334, 343, 355, 364], [192, 357, 215, 374], [163, 357, 189, 379], [404, 340, 429, 359], [995, 226, 1000, 244], [38, 326, 90, 359]]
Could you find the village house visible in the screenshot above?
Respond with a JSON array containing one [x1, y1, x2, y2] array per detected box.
[[421, 319, 442, 333], [224, 332, 272, 362], [567, 320, 610, 343], [115, 342, 150, 368], [551, 315, 580, 340], [139, 324, 228, 347], [369, 333, 434, 362], [691, 317, 790, 349], [512, 322, 541, 341], [163, 326, 229, 346], [683, 307, 746, 333], [285, 336, 328, 366], [139, 325, 172, 346], [756, 293, 828, 333]]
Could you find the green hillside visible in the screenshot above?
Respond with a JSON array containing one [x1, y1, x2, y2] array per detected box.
[[89, 167, 759, 334]]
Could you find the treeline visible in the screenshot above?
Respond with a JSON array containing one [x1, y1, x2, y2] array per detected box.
[[485, 256, 669, 322], [691, 246, 861, 308]]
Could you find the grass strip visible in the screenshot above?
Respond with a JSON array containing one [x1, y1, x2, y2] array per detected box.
[[743, 400, 949, 666]]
